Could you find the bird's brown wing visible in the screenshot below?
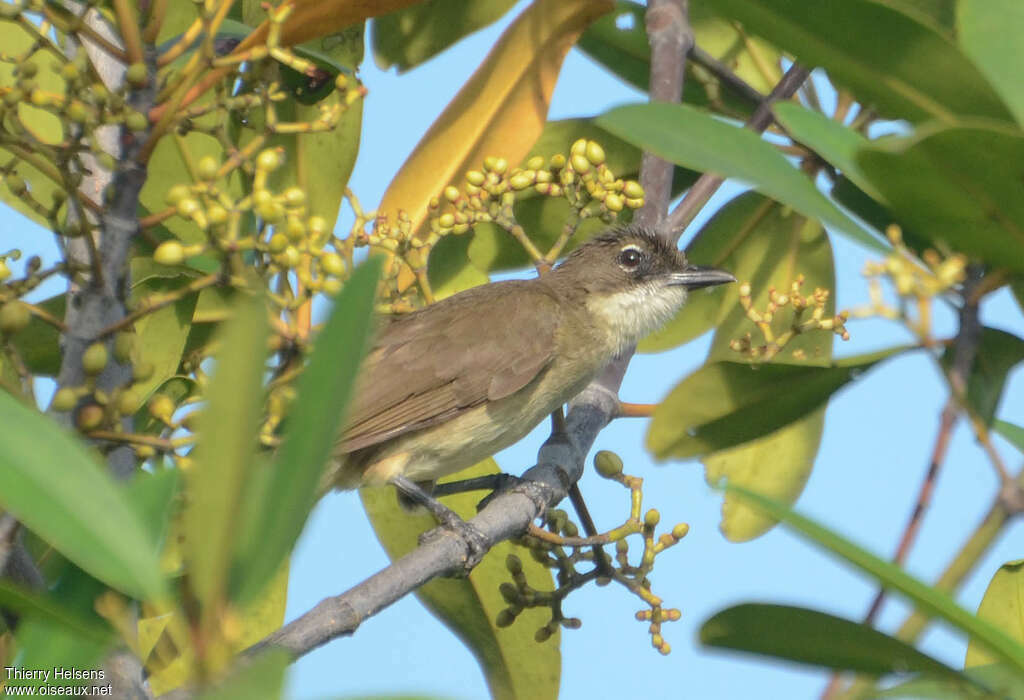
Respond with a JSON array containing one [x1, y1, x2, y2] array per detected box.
[[337, 280, 561, 453]]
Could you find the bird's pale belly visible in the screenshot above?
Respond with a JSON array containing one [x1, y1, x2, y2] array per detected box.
[[334, 358, 599, 489]]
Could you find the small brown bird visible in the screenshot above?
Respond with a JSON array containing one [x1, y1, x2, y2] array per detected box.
[[328, 227, 734, 506]]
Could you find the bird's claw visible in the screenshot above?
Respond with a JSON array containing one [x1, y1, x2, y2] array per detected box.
[[419, 514, 490, 574]]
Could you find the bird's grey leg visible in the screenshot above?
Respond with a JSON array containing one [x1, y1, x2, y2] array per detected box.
[[431, 473, 523, 498], [390, 474, 490, 571]]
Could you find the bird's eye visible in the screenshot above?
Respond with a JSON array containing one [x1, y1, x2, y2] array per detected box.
[[618, 246, 643, 269]]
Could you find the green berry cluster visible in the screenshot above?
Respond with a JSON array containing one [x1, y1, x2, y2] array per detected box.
[[496, 450, 689, 654]]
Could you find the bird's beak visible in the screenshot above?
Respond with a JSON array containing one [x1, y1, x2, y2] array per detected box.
[[667, 265, 736, 290]]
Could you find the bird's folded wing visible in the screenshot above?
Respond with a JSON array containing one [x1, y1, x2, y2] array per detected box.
[[337, 281, 560, 453]]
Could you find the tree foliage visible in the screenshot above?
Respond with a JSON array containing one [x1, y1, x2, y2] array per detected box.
[[0, 1, 1022, 699]]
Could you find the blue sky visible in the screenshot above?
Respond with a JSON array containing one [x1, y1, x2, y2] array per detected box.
[[3, 3, 1022, 699]]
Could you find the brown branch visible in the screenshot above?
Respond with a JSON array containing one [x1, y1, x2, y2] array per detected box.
[[633, 0, 692, 230]]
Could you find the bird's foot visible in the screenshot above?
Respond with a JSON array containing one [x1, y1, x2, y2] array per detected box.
[[419, 515, 490, 574], [391, 475, 490, 573]]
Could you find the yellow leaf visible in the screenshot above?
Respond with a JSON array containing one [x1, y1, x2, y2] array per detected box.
[[379, 0, 614, 235], [245, 0, 420, 50]]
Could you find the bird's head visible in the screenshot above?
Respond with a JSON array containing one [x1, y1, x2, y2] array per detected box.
[[550, 227, 735, 350]]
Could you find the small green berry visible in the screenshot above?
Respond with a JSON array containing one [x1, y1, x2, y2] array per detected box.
[[320, 252, 344, 277], [118, 388, 140, 415], [307, 216, 327, 237], [165, 184, 190, 205], [644, 509, 661, 528], [594, 450, 623, 478], [623, 180, 644, 199], [495, 610, 515, 628], [0, 301, 29, 335], [82, 342, 108, 375], [125, 62, 148, 87], [76, 403, 104, 431], [113, 332, 135, 363], [125, 110, 148, 132], [148, 394, 176, 423], [154, 240, 185, 266], [257, 148, 282, 171], [268, 232, 289, 253], [50, 387, 78, 412], [197, 156, 219, 180], [283, 187, 306, 207]]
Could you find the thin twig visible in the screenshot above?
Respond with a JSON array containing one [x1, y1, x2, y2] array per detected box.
[[97, 272, 221, 337], [665, 63, 809, 242]]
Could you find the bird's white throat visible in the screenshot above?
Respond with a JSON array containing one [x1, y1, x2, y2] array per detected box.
[[585, 281, 688, 355]]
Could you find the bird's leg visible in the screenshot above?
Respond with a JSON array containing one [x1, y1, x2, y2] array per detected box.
[[390, 474, 490, 571], [432, 473, 524, 498]]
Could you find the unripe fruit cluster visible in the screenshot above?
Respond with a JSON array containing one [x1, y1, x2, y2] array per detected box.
[[431, 139, 644, 240]]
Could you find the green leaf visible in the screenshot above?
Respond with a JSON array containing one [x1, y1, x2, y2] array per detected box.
[[124, 468, 180, 555], [0, 579, 113, 645], [957, 0, 1024, 128], [876, 0, 956, 36], [773, 102, 881, 201], [701, 603, 964, 680], [140, 130, 244, 246], [130, 276, 201, 402], [727, 483, 1024, 675], [428, 233, 490, 300], [0, 22, 65, 230], [0, 390, 163, 597], [373, 0, 518, 72], [704, 0, 1013, 123], [578, 1, 782, 109], [184, 294, 268, 609], [648, 349, 901, 460], [9, 293, 64, 376], [856, 123, 1024, 273], [233, 259, 380, 602], [196, 650, 290, 700], [878, 663, 1024, 699], [595, 102, 885, 251], [941, 328, 1024, 426], [12, 618, 107, 691], [967, 561, 1024, 668], [0, 392, 165, 599], [361, 459, 561, 700], [996, 420, 1024, 454], [265, 23, 364, 237]]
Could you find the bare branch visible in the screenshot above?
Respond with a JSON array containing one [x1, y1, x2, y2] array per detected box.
[[634, 0, 691, 230]]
